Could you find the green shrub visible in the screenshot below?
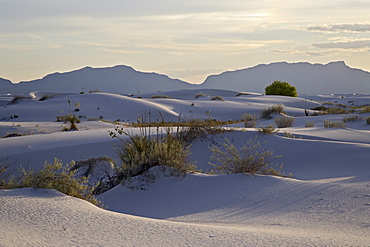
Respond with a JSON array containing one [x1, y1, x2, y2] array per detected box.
[[261, 104, 284, 119], [274, 116, 295, 128], [324, 120, 346, 128], [342, 115, 362, 123], [242, 114, 258, 128], [209, 137, 283, 175], [150, 95, 172, 99], [265, 81, 297, 97], [305, 121, 315, 128], [211, 96, 225, 101]]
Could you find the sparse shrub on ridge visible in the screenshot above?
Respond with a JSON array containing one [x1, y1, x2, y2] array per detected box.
[[305, 121, 315, 128], [256, 124, 278, 135], [195, 92, 209, 98], [211, 96, 225, 101], [324, 120, 346, 128], [274, 116, 295, 128], [235, 92, 251, 97], [261, 104, 284, 119], [0, 158, 102, 207], [8, 95, 32, 105], [265, 81, 298, 97], [94, 126, 197, 194], [242, 114, 258, 128], [209, 137, 283, 176], [150, 95, 172, 99], [342, 115, 362, 123], [38, 93, 57, 101], [325, 107, 353, 115]]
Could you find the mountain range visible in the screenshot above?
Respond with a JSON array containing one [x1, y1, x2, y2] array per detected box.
[[1, 61, 370, 94]]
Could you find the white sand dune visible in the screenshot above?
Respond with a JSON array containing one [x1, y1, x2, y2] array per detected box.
[[1, 89, 370, 246]]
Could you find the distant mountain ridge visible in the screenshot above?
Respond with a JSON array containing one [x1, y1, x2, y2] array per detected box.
[[0, 65, 196, 94], [1, 61, 370, 94], [201, 61, 370, 94]]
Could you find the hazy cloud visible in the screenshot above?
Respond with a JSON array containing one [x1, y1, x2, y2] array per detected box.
[[313, 40, 370, 49], [306, 23, 370, 33]]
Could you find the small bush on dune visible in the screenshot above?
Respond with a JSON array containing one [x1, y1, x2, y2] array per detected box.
[[242, 114, 258, 128], [265, 81, 298, 97], [305, 121, 315, 128], [261, 104, 284, 119], [56, 114, 80, 130], [361, 107, 370, 113], [256, 124, 278, 135], [274, 116, 295, 128], [366, 117, 370, 125], [324, 120, 346, 128], [211, 96, 225, 101], [235, 92, 251, 97], [38, 93, 57, 101], [342, 115, 362, 123], [210, 137, 283, 176], [194, 92, 209, 98], [94, 127, 197, 194], [8, 95, 32, 105], [0, 158, 102, 206], [150, 95, 172, 99], [325, 107, 353, 115]]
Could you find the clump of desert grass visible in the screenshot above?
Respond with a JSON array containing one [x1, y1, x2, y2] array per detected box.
[[0, 158, 102, 207], [209, 137, 284, 176], [150, 95, 173, 99], [261, 104, 284, 119], [324, 120, 346, 128], [242, 114, 258, 128], [256, 124, 278, 135], [305, 121, 315, 128], [8, 95, 33, 105], [194, 92, 209, 98], [342, 115, 362, 123], [211, 96, 225, 101], [366, 117, 370, 125], [274, 116, 295, 128]]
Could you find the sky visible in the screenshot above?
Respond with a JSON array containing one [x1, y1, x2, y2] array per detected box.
[[1, 0, 370, 84]]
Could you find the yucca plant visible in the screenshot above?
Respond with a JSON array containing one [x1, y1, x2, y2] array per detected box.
[[96, 126, 197, 194]]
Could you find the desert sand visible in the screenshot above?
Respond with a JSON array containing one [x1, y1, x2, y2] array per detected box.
[[1, 89, 370, 246]]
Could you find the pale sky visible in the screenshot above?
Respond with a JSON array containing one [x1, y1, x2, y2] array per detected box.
[[1, 0, 370, 84]]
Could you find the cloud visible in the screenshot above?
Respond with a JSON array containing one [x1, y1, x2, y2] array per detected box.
[[269, 49, 343, 57], [312, 40, 370, 49], [99, 48, 147, 55], [305, 23, 370, 33]]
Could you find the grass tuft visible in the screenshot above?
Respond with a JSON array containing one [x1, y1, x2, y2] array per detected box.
[[274, 116, 295, 128], [209, 137, 284, 176], [324, 120, 346, 128]]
